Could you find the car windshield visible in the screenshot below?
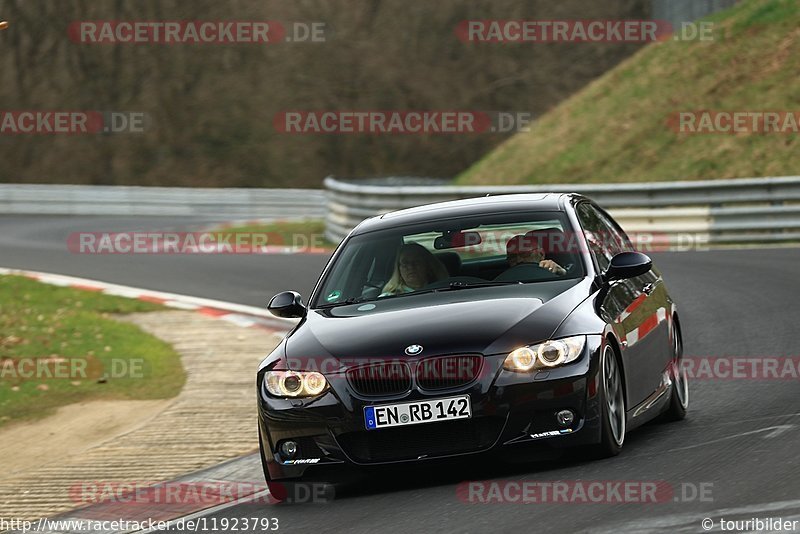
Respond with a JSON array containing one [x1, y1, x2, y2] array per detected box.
[[312, 211, 585, 308]]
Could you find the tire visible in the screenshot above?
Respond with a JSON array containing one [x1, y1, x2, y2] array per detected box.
[[661, 320, 689, 422], [591, 344, 626, 458]]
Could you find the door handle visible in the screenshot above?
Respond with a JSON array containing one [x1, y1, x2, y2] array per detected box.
[[642, 282, 656, 295]]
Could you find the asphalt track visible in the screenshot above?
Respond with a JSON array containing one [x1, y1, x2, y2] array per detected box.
[[2, 215, 799, 533], [0, 215, 326, 306]]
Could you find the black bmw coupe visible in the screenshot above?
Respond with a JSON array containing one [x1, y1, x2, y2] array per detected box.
[[258, 193, 688, 495]]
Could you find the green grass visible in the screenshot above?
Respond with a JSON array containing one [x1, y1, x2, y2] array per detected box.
[[217, 220, 336, 249], [456, 0, 800, 186], [0, 275, 185, 427]]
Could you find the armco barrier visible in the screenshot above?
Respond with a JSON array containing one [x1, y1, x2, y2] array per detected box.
[[3, 178, 798, 248], [324, 176, 800, 246], [0, 184, 327, 219]]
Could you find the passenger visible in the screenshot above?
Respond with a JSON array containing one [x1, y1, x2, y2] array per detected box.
[[505, 235, 566, 276], [381, 243, 449, 296]]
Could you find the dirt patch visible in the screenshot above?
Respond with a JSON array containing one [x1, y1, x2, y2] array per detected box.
[[0, 399, 170, 480]]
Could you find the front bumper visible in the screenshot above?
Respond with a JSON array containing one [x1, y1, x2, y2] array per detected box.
[[257, 336, 604, 481]]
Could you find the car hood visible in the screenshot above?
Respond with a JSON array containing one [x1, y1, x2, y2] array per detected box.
[[283, 278, 592, 369]]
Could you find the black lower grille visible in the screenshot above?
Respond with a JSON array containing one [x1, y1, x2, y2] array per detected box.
[[346, 361, 411, 396], [417, 354, 483, 390], [336, 418, 503, 462]]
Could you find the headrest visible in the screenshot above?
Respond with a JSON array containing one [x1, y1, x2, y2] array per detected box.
[[524, 228, 566, 255]]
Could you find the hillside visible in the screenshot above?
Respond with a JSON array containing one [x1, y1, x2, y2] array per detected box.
[[457, 0, 800, 185], [0, 0, 647, 188]]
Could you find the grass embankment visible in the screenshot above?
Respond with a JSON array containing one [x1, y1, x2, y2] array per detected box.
[[0, 275, 185, 427], [457, 0, 800, 185]]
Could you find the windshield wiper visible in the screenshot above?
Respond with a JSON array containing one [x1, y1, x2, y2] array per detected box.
[[317, 296, 374, 309], [347, 280, 524, 303], [381, 281, 523, 298], [440, 280, 523, 291]]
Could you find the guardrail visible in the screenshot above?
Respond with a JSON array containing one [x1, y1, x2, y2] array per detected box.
[[0, 184, 327, 219], [4, 178, 798, 248], [324, 175, 800, 246]]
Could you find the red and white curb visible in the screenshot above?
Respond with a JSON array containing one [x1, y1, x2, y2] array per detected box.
[[0, 267, 297, 333], [0, 268, 294, 533]]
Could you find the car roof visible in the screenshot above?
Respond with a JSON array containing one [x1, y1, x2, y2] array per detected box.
[[351, 193, 584, 235]]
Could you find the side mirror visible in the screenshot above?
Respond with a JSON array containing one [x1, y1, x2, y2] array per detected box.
[[267, 291, 306, 318], [605, 252, 652, 281]]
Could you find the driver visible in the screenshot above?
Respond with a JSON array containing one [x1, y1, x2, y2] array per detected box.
[[381, 243, 449, 296], [505, 235, 566, 276]]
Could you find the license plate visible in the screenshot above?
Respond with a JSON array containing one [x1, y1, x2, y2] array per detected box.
[[364, 395, 471, 430]]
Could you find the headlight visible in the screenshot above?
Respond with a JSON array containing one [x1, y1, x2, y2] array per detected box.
[[504, 336, 586, 372], [264, 370, 329, 398]]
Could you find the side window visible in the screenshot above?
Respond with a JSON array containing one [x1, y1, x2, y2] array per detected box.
[[576, 203, 618, 272]]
